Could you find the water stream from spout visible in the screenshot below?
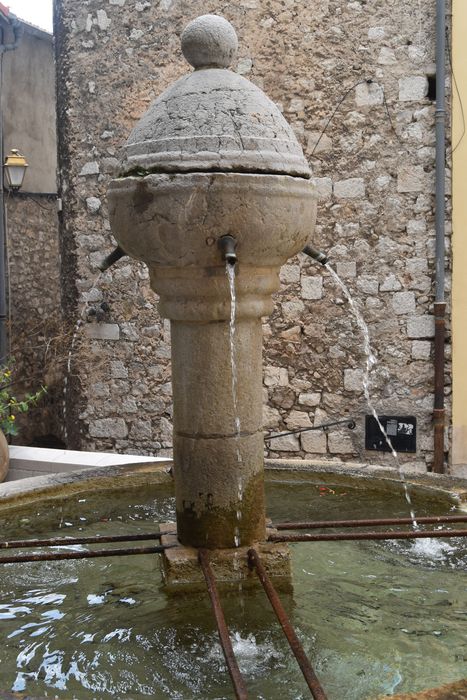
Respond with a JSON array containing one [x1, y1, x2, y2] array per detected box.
[[227, 264, 240, 438], [325, 263, 418, 528], [63, 272, 104, 445], [226, 263, 243, 548]]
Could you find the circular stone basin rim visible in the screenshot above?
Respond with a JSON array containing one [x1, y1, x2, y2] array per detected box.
[[0, 459, 465, 512]]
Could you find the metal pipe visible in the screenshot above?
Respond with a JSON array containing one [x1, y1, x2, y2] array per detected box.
[[264, 418, 356, 442], [0, 544, 173, 565], [0, 13, 23, 53], [198, 549, 248, 700], [98, 245, 127, 271], [433, 301, 446, 472], [218, 234, 237, 266], [247, 548, 328, 700], [269, 529, 467, 543], [302, 244, 328, 266], [432, 0, 446, 472], [435, 0, 446, 304], [0, 531, 167, 549], [274, 514, 467, 530]]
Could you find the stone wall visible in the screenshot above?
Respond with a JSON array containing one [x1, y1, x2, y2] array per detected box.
[[55, 0, 450, 470], [7, 196, 62, 444]]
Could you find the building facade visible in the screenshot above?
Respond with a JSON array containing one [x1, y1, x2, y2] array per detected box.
[[1, 14, 62, 445], [55, 0, 455, 473], [451, 0, 467, 476]]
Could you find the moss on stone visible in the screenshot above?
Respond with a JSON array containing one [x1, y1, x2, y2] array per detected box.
[[176, 470, 266, 549]]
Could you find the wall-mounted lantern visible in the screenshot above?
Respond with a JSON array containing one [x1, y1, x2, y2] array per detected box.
[[3, 149, 28, 191]]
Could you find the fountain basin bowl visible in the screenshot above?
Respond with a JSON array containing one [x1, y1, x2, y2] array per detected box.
[[108, 172, 317, 270]]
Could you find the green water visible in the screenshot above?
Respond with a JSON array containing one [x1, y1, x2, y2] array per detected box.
[[0, 474, 465, 699]]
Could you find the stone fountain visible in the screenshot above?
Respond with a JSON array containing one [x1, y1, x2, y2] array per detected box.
[[0, 18, 465, 699], [107, 14, 317, 576]]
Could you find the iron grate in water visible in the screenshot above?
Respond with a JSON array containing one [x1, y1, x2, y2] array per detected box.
[[0, 515, 466, 698]]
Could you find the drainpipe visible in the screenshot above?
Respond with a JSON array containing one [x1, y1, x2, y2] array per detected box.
[[432, 0, 446, 473], [0, 12, 22, 365]]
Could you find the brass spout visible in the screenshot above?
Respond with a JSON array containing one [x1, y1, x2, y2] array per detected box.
[[303, 244, 328, 266], [218, 235, 237, 266]]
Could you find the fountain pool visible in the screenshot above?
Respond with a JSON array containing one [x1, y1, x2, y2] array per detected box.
[[0, 464, 465, 699]]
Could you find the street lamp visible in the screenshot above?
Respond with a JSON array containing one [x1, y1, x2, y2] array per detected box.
[[3, 149, 28, 191]]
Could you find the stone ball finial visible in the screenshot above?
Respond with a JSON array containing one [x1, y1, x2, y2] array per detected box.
[[181, 15, 238, 70]]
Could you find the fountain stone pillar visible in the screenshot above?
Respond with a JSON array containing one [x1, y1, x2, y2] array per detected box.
[[108, 15, 317, 550]]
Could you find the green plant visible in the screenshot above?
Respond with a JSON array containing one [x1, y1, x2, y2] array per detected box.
[[0, 365, 47, 436]]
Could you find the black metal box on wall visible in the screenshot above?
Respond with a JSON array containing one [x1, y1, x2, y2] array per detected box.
[[365, 416, 417, 453]]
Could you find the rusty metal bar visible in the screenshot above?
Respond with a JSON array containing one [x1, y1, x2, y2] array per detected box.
[[0, 544, 173, 564], [198, 549, 248, 700], [433, 300, 446, 473], [247, 548, 327, 700], [269, 529, 467, 543], [0, 531, 166, 550], [274, 514, 467, 530], [265, 418, 356, 442]]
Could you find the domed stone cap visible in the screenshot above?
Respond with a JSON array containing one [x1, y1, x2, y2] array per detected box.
[[118, 15, 311, 178]]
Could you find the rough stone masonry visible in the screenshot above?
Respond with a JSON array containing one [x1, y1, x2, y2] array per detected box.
[[55, 0, 450, 472]]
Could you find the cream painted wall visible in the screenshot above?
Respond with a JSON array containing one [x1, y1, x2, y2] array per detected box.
[[451, 0, 467, 475], [2, 22, 57, 193]]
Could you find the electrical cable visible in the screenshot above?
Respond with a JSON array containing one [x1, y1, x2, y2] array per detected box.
[[310, 79, 370, 157], [311, 77, 415, 161], [446, 28, 465, 159], [20, 195, 57, 212], [381, 87, 412, 157]]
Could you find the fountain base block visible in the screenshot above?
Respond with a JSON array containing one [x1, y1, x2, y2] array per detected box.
[[160, 522, 292, 592]]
